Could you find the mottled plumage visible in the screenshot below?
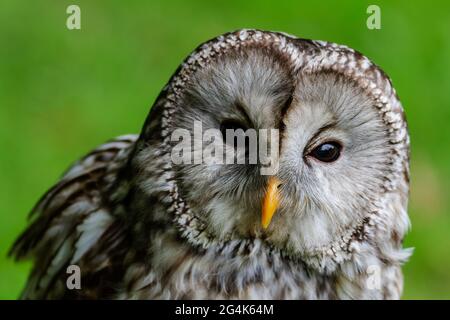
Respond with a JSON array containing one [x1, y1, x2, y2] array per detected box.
[[11, 30, 411, 299]]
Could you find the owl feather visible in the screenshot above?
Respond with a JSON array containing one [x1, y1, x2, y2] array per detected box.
[[11, 30, 411, 299]]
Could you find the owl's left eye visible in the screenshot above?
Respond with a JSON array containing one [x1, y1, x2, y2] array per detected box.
[[309, 142, 342, 163]]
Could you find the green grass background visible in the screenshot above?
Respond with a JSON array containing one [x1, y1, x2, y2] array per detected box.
[[1, 0, 449, 299]]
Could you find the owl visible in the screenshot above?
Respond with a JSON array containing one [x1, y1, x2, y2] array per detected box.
[[10, 29, 411, 299]]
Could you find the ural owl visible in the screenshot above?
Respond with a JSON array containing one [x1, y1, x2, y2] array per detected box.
[[11, 30, 411, 299]]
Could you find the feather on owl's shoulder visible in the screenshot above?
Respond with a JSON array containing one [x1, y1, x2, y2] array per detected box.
[[10, 135, 138, 299]]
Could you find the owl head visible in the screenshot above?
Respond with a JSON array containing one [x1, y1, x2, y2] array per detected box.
[[132, 30, 410, 273]]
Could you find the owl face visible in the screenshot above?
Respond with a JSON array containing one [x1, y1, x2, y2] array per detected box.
[[168, 45, 391, 259], [139, 30, 409, 272]]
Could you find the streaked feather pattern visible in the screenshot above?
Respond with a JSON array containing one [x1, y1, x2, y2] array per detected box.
[[10, 135, 137, 299], [11, 30, 411, 300]]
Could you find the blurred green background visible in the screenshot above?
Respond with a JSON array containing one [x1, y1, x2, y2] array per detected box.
[[1, 0, 449, 299]]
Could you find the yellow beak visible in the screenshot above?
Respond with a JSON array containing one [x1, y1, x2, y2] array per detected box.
[[261, 176, 281, 229]]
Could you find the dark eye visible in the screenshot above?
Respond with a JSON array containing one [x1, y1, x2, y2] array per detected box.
[[309, 141, 342, 163], [220, 120, 248, 141], [220, 120, 252, 160]]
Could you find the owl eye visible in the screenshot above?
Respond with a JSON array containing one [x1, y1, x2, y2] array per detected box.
[[220, 120, 252, 159], [220, 120, 248, 141], [309, 141, 342, 163]]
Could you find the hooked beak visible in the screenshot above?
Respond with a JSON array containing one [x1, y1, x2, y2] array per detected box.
[[261, 176, 282, 229]]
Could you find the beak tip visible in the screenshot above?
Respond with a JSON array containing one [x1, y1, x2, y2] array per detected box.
[[261, 176, 281, 230]]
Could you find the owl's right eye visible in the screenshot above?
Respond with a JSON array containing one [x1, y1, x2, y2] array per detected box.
[[220, 120, 252, 157], [220, 120, 248, 141]]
